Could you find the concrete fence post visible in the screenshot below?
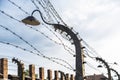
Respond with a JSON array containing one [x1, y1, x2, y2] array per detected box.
[[0, 58, 8, 80], [70, 74, 74, 80], [39, 67, 44, 80], [29, 64, 35, 80], [54, 71, 59, 80], [66, 73, 70, 80], [47, 69, 52, 80]]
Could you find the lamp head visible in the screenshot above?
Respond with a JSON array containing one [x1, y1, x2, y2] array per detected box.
[[97, 65, 102, 68], [22, 16, 40, 26]]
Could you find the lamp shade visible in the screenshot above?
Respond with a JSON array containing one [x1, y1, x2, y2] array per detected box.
[[22, 16, 40, 26], [97, 65, 102, 68]]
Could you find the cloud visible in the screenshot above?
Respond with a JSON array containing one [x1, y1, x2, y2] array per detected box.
[[53, 0, 120, 74], [60, 0, 120, 41], [0, 0, 120, 76]]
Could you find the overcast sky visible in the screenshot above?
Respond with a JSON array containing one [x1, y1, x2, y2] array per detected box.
[[0, 0, 120, 79]]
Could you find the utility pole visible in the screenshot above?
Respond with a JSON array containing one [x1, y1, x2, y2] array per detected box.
[[96, 57, 111, 80], [110, 68, 120, 80]]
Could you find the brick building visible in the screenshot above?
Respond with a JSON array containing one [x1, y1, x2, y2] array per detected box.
[[85, 74, 107, 80]]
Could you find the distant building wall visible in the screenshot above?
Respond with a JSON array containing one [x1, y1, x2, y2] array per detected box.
[[86, 74, 107, 80]]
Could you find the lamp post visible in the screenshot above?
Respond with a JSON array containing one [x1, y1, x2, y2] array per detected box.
[[110, 68, 120, 80], [96, 57, 111, 80], [21, 9, 84, 80]]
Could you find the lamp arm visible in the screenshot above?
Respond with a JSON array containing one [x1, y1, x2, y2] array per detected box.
[[31, 9, 53, 25]]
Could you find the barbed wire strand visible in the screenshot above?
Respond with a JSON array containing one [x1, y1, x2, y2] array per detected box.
[[0, 24, 45, 56], [82, 40, 102, 58], [35, 0, 59, 23], [85, 48, 97, 57], [0, 54, 44, 68], [0, 9, 73, 57], [31, 0, 39, 9], [7, 0, 30, 15], [0, 9, 102, 75], [0, 24, 72, 69], [50, 57, 74, 70], [30, 0, 75, 55], [0, 10, 20, 22], [0, 1, 105, 74], [26, 0, 101, 57], [28, 25, 75, 56], [83, 49, 96, 59], [3, 0, 75, 55], [42, 23, 75, 55], [0, 41, 73, 71], [0, 9, 103, 76], [86, 62, 103, 74], [0, 54, 31, 66], [31, 0, 67, 25], [35, 0, 54, 22], [46, 0, 67, 26], [0, 9, 75, 56], [27, 0, 75, 55]]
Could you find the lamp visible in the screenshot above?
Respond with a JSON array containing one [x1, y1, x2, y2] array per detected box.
[[96, 57, 112, 80], [22, 16, 40, 25], [21, 10, 67, 32], [97, 65, 102, 68], [22, 9, 53, 26], [21, 9, 84, 80]]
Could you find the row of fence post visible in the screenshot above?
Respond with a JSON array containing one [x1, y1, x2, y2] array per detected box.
[[0, 58, 74, 80]]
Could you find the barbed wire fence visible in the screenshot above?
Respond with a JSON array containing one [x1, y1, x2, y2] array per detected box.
[[0, 0, 107, 76]]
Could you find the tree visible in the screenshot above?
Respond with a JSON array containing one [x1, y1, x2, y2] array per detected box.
[[24, 69, 38, 78]]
